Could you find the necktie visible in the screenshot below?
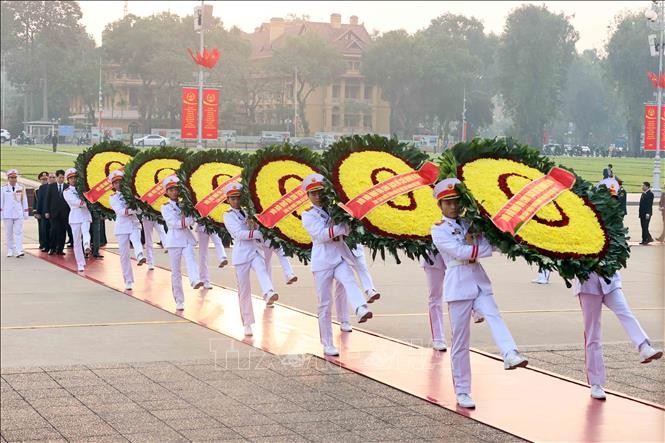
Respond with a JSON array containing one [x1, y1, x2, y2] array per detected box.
[[58, 184, 62, 195]]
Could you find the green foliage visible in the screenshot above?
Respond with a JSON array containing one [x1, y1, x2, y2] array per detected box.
[[322, 134, 433, 264], [498, 4, 578, 145], [436, 137, 630, 284], [74, 141, 138, 219], [177, 149, 248, 244], [241, 144, 323, 264], [120, 146, 190, 222]]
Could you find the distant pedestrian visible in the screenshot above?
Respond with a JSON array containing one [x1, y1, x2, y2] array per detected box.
[[602, 164, 613, 179], [656, 182, 665, 243], [639, 182, 654, 245], [1, 169, 29, 257]]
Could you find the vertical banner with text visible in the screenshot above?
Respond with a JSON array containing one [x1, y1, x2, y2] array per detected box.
[[181, 87, 198, 139], [644, 104, 665, 151], [202, 88, 219, 140]]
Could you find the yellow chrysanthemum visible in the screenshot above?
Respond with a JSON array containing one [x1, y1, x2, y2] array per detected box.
[[85, 151, 133, 210], [461, 158, 606, 255], [336, 151, 440, 238], [253, 159, 315, 247], [133, 158, 183, 212], [188, 162, 242, 224]]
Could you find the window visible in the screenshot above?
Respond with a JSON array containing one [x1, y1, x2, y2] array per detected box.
[[332, 84, 340, 98], [344, 114, 360, 128], [346, 60, 360, 72], [332, 106, 340, 128], [364, 85, 373, 100], [129, 88, 138, 107], [345, 81, 360, 99], [363, 115, 372, 128]]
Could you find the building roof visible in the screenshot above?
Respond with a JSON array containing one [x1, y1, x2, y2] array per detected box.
[[244, 14, 371, 59]]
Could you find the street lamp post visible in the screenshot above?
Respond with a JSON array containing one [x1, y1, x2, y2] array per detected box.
[[648, 1, 664, 197]]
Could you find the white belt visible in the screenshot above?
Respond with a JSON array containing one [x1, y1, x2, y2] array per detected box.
[[447, 259, 477, 268]]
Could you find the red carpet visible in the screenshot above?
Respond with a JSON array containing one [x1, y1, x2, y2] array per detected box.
[[26, 247, 664, 442]]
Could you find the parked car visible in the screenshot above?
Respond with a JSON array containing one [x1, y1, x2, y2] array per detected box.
[[258, 135, 283, 147], [0, 129, 10, 143], [294, 137, 323, 149], [134, 134, 168, 147]]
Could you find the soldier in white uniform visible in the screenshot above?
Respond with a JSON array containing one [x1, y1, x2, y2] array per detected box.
[[261, 240, 298, 285], [160, 176, 203, 310], [300, 173, 372, 357], [142, 217, 167, 269], [195, 223, 229, 289], [431, 178, 528, 409], [63, 168, 92, 272], [108, 170, 146, 290], [1, 169, 29, 257], [222, 182, 278, 337]]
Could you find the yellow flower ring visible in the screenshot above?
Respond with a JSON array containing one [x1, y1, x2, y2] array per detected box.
[[459, 158, 608, 259], [185, 161, 242, 227], [85, 151, 133, 211], [133, 158, 184, 213], [332, 150, 440, 240], [249, 157, 318, 249]]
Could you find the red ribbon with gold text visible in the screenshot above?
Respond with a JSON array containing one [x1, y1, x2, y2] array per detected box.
[[139, 174, 176, 204], [255, 186, 309, 228], [83, 167, 124, 203], [194, 174, 241, 217]]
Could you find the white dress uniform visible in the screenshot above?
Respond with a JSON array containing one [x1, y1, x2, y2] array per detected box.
[[1, 171, 29, 257], [261, 240, 297, 284], [421, 250, 447, 345], [431, 179, 525, 400], [574, 272, 653, 386], [141, 217, 167, 267], [350, 244, 380, 298], [108, 171, 145, 288], [195, 223, 228, 287], [63, 169, 91, 271], [223, 188, 276, 328], [300, 173, 370, 352], [160, 176, 202, 309]]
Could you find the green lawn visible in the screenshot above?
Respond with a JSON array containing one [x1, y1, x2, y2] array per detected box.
[[2, 144, 662, 192]]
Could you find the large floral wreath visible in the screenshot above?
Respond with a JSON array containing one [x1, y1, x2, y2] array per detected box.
[[323, 134, 441, 263], [74, 141, 138, 219], [178, 149, 247, 245], [437, 137, 629, 282], [241, 144, 323, 263], [121, 147, 190, 221]]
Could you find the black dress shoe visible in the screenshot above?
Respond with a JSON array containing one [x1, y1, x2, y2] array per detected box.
[[48, 250, 56, 255], [57, 251, 66, 255], [66, 243, 73, 248], [93, 254, 104, 259]]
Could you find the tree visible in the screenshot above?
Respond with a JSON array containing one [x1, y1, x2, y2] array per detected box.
[[498, 4, 578, 146], [362, 30, 424, 137], [605, 12, 657, 155], [271, 32, 345, 136]]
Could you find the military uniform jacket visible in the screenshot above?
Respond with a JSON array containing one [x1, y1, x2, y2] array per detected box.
[[160, 200, 197, 248], [0, 184, 29, 219], [431, 217, 493, 302], [574, 272, 622, 296], [301, 205, 354, 273], [63, 187, 91, 224], [223, 207, 263, 265], [109, 192, 141, 235]]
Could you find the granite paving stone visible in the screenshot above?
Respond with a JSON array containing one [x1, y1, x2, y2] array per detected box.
[[177, 427, 245, 442], [231, 424, 295, 439], [0, 426, 64, 442], [123, 430, 190, 443]]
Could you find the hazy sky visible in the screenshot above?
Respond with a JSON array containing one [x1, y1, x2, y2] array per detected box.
[[79, 1, 644, 51]]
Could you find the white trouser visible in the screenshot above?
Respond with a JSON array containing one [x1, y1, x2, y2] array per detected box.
[[142, 219, 166, 265], [71, 221, 91, 268], [424, 266, 445, 342], [334, 282, 349, 323], [3, 218, 23, 254], [167, 245, 200, 305], [448, 292, 518, 395], [117, 233, 134, 285], [313, 260, 367, 347], [263, 246, 295, 282], [578, 289, 649, 386], [234, 254, 274, 326], [352, 253, 375, 293], [198, 231, 228, 283]]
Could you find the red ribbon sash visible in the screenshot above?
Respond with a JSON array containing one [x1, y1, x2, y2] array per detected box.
[[139, 174, 176, 204], [255, 186, 309, 228], [194, 174, 241, 217]]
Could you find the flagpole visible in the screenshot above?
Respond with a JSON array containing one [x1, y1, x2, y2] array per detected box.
[[196, 0, 204, 149]]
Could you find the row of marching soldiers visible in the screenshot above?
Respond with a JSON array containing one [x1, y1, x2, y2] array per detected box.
[[4, 167, 661, 409]]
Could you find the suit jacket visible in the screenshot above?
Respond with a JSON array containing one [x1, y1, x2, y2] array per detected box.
[[45, 182, 69, 218], [639, 190, 654, 218], [301, 205, 354, 273], [35, 183, 49, 215]]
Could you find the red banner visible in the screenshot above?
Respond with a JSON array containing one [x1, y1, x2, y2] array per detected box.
[[338, 161, 439, 220], [139, 174, 176, 204], [202, 88, 219, 140], [194, 174, 241, 217], [644, 104, 665, 151], [181, 88, 198, 139], [256, 186, 309, 228], [491, 167, 576, 236], [83, 166, 124, 203]]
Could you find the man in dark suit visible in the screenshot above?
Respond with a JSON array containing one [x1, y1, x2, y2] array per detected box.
[[639, 181, 655, 245], [44, 169, 70, 255], [34, 171, 51, 251]]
